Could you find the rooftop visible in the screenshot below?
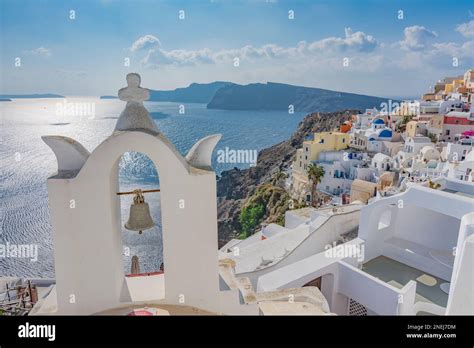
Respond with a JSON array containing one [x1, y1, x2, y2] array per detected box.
[[409, 136, 431, 143], [362, 256, 448, 307]]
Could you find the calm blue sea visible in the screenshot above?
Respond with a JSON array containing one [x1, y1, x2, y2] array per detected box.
[[0, 98, 305, 277]]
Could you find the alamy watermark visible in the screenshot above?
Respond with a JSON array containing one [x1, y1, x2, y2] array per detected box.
[[324, 242, 365, 262], [380, 99, 421, 115], [56, 99, 96, 119], [0, 242, 38, 262], [18, 323, 55, 341], [217, 147, 257, 166]]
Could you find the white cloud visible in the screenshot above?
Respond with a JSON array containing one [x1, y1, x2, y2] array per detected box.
[[25, 46, 52, 57], [132, 26, 468, 83], [395, 39, 474, 71], [142, 48, 214, 67], [308, 27, 378, 53], [130, 35, 161, 52], [399, 26, 437, 51], [135, 28, 378, 68], [456, 20, 474, 39]]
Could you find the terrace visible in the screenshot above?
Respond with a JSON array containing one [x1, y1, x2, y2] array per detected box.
[[362, 256, 448, 308]]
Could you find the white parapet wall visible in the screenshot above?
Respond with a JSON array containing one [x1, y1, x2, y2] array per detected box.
[[45, 131, 223, 314], [446, 212, 474, 315], [256, 239, 418, 315], [232, 205, 362, 288]]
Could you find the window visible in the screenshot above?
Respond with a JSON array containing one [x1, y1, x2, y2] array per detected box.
[[320, 139, 325, 144], [342, 138, 346, 143], [446, 129, 450, 135]]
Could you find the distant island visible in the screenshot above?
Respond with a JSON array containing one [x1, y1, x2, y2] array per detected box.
[[100, 81, 390, 112], [0, 94, 64, 99], [101, 81, 232, 103], [0, 98, 12, 102], [207, 82, 391, 112], [149, 81, 232, 103]]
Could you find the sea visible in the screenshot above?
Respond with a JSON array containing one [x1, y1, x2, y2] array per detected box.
[[0, 97, 305, 278]]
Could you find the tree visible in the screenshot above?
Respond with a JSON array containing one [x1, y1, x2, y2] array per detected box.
[[307, 164, 325, 206], [238, 203, 265, 239], [396, 115, 411, 132], [427, 133, 437, 143]]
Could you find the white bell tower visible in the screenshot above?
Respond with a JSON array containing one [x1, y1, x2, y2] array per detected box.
[[43, 73, 226, 314]]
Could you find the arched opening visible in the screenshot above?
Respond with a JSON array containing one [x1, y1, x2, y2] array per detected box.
[[117, 151, 164, 280]]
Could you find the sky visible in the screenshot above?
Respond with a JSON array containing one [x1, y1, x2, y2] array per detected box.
[[0, 0, 473, 97]]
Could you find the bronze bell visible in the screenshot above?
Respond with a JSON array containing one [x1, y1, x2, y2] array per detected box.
[[125, 190, 155, 234]]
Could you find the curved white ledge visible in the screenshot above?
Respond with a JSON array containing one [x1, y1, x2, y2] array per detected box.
[[42, 135, 90, 173], [185, 134, 222, 170]]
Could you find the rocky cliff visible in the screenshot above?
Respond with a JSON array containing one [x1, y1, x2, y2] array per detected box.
[[216, 109, 356, 246], [149, 81, 232, 103], [208, 82, 389, 112]]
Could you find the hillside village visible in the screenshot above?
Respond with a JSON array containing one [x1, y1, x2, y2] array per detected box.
[[288, 69, 474, 206], [216, 69, 474, 315]]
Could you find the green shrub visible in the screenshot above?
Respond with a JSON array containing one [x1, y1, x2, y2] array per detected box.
[[238, 203, 265, 239]]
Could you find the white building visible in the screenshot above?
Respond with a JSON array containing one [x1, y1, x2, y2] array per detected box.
[[256, 179, 474, 315], [441, 110, 474, 143], [314, 151, 374, 196], [439, 99, 464, 114], [403, 136, 433, 154], [402, 146, 446, 180], [442, 142, 473, 162], [350, 118, 394, 153], [394, 136, 434, 170], [371, 153, 394, 179], [220, 204, 364, 289], [353, 108, 379, 129], [447, 150, 474, 182]]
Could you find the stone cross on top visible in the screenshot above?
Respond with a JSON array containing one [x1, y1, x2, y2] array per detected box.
[[118, 73, 149, 103], [114, 73, 159, 133]]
